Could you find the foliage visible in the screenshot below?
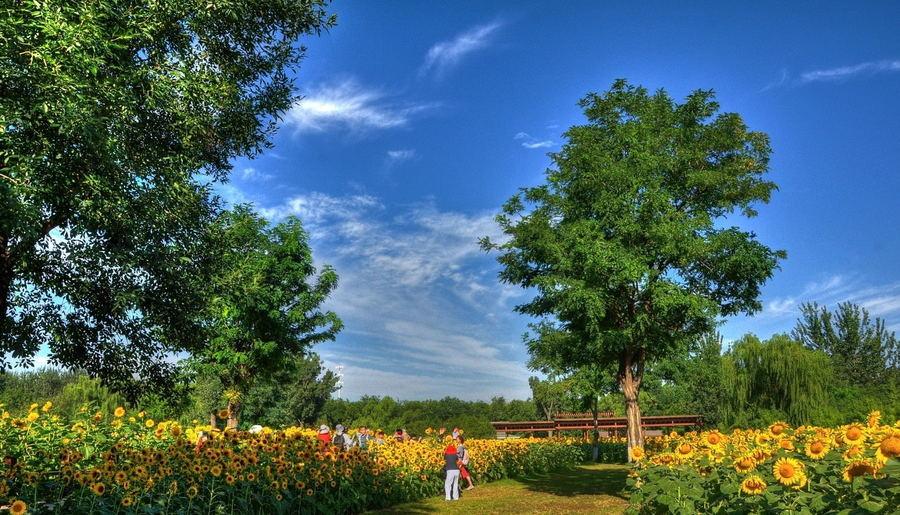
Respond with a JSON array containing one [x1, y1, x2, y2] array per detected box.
[[0, 402, 585, 513], [794, 302, 899, 386], [321, 396, 538, 439], [627, 413, 900, 514], [190, 207, 341, 426], [193, 353, 338, 429], [642, 333, 727, 425], [722, 334, 832, 427], [0, 0, 335, 397], [484, 79, 784, 452], [529, 376, 572, 420]]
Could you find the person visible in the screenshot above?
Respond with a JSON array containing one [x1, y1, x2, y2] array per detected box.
[[457, 435, 474, 490], [355, 426, 371, 450], [443, 442, 460, 501], [333, 424, 350, 450], [194, 431, 210, 454], [401, 428, 411, 442], [394, 428, 404, 442], [373, 430, 386, 445], [317, 424, 332, 445], [248, 424, 263, 434]]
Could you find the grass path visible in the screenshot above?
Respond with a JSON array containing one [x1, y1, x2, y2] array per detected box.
[[371, 463, 630, 514]]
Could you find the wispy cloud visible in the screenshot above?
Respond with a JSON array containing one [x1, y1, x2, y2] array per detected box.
[[386, 149, 417, 165], [420, 22, 503, 79], [239, 167, 273, 182], [259, 191, 530, 400], [761, 274, 900, 325], [284, 79, 437, 133], [801, 60, 900, 82], [763, 59, 900, 90], [514, 131, 555, 149]]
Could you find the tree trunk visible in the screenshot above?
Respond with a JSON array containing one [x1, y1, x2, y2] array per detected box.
[[618, 348, 645, 461], [0, 237, 11, 330], [226, 399, 240, 429], [209, 411, 217, 429], [591, 396, 600, 462]]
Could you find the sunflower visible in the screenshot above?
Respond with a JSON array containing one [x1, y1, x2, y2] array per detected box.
[[779, 438, 795, 451], [145, 418, 155, 428], [90, 482, 106, 496], [733, 455, 756, 474], [114, 406, 125, 418], [121, 497, 134, 507], [805, 439, 829, 460], [867, 410, 881, 428], [218, 409, 230, 420], [740, 475, 766, 495], [186, 485, 199, 498], [876, 433, 900, 462], [843, 460, 878, 482], [772, 457, 804, 486], [844, 423, 865, 445], [704, 431, 724, 448], [843, 445, 864, 461], [675, 443, 694, 460], [630, 446, 645, 461], [10, 500, 27, 515], [769, 421, 789, 436]]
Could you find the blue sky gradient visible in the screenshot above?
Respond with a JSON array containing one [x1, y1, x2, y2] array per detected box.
[[215, 1, 900, 400]]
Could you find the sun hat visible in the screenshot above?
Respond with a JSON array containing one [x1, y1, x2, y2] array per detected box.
[[319, 424, 329, 433], [336, 424, 345, 433]]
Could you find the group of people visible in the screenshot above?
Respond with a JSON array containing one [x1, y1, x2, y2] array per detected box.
[[315, 424, 385, 449], [442, 430, 475, 501]]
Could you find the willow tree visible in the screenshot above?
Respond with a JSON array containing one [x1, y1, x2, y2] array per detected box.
[[483, 80, 784, 456], [722, 334, 832, 426]]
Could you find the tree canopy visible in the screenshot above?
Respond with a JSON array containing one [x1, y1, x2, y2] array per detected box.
[[484, 80, 784, 453], [793, 301, 898, 386], [0, 0, 334, 396], [190, 207, 342, 427]]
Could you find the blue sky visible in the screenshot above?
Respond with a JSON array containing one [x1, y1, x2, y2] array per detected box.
[[217, 1, 900, 400]]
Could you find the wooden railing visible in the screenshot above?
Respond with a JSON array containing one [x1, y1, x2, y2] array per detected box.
[[490, 414, 702, 437]]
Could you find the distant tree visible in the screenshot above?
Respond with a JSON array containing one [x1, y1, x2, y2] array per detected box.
[[528, 376, 570, 421], [483, 80, 784, 456], [0, 0, 335, 397], [722, 334, 832, 427], [191, 207, 341, 428], [793, 302, 898, 386], [240, 353, 338, 427]]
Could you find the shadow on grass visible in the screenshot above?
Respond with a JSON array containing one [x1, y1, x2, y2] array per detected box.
[[519, 464, 628, 499]]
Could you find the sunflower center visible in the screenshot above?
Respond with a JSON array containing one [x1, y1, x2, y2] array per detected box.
[[810, 441, 824, 453], [846, 427, 862, 440], [779, 463, 795, 478], [678, 444, 692, 455]]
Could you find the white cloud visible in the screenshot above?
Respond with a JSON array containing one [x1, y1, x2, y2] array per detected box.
[[258, 191, 531, 400], [761, 275, 900, 325], [514, 131, 555, 150], [386, 149, 417, 164], [420, 22, 503, 79], [801, 60, 900, 82], [284, 79, 436, 133], [239, 167, 273, 181], [764, 60, 900, 90]]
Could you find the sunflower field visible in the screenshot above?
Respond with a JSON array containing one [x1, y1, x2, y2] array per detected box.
[[626, 411, 900, 514], [0, 403, 585, 514]]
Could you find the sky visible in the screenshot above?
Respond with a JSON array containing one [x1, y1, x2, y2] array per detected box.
[[216, 1, 900, 401]]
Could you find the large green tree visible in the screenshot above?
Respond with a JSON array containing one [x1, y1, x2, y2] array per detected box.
[[793, 301, 898, 386], [483, 80, 784, 455], [192, 207, 341, 428], [0, 0, 334, 396]]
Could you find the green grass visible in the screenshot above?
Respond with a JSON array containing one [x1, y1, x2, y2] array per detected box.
[[370, 463, 630, 514]]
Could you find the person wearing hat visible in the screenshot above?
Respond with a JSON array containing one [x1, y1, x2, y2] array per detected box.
[[317, 424, 332, 445]]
